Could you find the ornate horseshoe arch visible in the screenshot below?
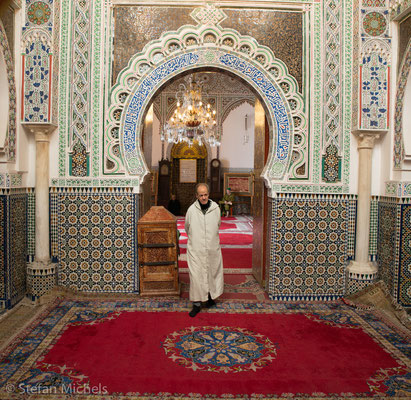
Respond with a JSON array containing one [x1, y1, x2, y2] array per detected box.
[[105, 5, 306, 192]]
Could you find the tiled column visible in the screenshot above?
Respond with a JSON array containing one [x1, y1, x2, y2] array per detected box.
[[347, 129, 386, 294], [22, 123, 58, 299]]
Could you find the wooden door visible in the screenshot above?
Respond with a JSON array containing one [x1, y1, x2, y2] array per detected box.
[[252, 99, 268, 287]]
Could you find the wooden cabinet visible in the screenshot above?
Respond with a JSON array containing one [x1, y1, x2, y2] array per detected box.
[[138, 206, 180, 297]]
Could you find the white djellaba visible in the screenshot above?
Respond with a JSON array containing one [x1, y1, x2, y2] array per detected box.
[[184, 200, 224, 302]]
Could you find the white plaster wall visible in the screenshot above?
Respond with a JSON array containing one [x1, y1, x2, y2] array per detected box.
[[219, 102, 255, 170], [14, 6, 35, 187], [151, 105, 249, 170], [49, 125, 59, 183], [371, 139, 383, 196], [377, 128, 392, 194]]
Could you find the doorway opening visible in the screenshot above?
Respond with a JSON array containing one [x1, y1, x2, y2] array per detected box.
[[139, 69, 271, 295]]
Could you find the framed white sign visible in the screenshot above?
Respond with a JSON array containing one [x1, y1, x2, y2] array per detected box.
[[180, 159, 197, 183]]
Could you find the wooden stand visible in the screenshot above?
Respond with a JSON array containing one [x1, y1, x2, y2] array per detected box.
[[138, 206, 180, 297]]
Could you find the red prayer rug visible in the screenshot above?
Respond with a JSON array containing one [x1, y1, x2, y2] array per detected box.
[[221, 248, 252, 269], [0, 298, 409, 399], [179, 233, 252, 245], [178, 221, 236, 230], [178, 216, 253, 273], [178, 250, 252, 272], [179, 273, 269, 302]]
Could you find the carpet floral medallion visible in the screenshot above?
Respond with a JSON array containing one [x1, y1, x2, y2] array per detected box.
[[0, 298, 409, 399], [163, 325, 277, 373]]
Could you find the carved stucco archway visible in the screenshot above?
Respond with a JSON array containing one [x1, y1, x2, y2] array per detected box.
[[105, 6, 306, 192]]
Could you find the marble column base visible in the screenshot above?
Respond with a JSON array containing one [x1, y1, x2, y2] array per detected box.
[[26, 260, 57, 300], [346, 260, 378, 295]]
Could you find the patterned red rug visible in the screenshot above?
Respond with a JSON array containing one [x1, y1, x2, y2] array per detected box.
[[179, 273, 269, 301], [179, 248, 252, 269], [0, 299, 409, 399], [178, 216, 253, 273], [179, 233, 252, 245]]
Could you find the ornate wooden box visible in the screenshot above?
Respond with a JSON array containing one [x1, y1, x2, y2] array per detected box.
[[138, 206, 180, 296]]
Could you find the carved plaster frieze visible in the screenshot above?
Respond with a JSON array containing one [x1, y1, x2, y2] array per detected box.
[[352, 129, 387, 149]]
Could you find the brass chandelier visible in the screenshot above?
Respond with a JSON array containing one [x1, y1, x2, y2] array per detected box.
[[161, 75, 220, 147]]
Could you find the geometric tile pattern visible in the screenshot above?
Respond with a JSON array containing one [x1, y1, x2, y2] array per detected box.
[[362, 10, 388, 37], [377, 200, 399, 299], [0, 196, 5, 301], [398, 204, 411, 307], [322, 144, 341, 182], [269, 194, 356, 300], [50, 189, 58, 261], [369, 197, 379, 261], [221, 9, 304, 92], [376, 198, 411, 307], [27, 189, 35, 262], [9, 194, 28, 307], [346, 196, 357, 260], [0, 191, 28, 309], [345, 273, 376, 295], [27, 263, 57, 300], [57, 190, 139, 293], [70, 141, 88, 177], [24, 0, 53, 30]]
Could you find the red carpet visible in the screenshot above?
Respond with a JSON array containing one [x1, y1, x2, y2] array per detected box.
[[36, 308, 405, 396], [222, 248, 252, 268], [178, 248, 252, 270], [177, 221, 237, 231], [217, 221, 237, 230], [219, 233, 252, 245], [179, 273, 269, 301], [178, 216, 253, 272], [1, 299, 408, 398], [179, 233, 252, 245]]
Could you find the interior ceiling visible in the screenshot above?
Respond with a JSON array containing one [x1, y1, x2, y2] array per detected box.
[[156, 71, 255, 98]]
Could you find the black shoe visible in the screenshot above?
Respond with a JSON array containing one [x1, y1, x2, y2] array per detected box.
[[189, 305, 201, 317], [205, 298, 216, 308]]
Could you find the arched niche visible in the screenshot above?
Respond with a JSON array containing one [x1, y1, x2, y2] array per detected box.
[[106, 21, 305, 192]]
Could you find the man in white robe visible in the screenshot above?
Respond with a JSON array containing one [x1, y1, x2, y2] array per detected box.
[[185, 183, 224, 317]]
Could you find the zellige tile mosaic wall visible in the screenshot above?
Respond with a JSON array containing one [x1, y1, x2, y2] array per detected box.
[[55, 189, 139, 293], [269, 194, 356, 301], [0, 191, 27, 309]]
